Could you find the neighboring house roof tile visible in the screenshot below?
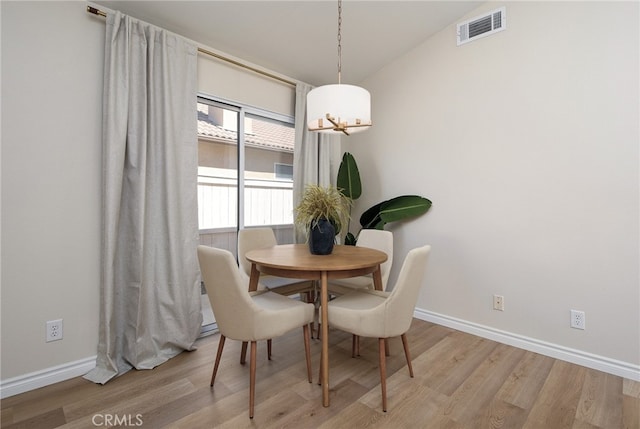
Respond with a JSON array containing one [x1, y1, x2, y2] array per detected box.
[[197, 104, 294, 152]]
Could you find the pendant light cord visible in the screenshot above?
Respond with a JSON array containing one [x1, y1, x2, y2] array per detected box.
[[337, 0, 342, 85], [306, 0, 371, 134]]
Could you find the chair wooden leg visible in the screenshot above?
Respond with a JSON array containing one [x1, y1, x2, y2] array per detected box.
[[267, 339, 272, 360], [401, 333, 414, 378], [240, 341, 248, 364], [249, 341, 257, 419], [313, 285, 320, 339], [352, 335, 357, 358], [351, 335, 360, 357], [378, 338, 387, 412], [317, 347, 323, 385], [305, 291, 316, 337], [385, 338, 390, 356], [303, 325, 312, 383], [210, 335, 226, 386]]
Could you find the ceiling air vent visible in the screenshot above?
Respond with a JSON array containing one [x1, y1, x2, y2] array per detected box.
[[457, 7, 506, 46]]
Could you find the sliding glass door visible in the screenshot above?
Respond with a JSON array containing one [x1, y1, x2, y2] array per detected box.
[[197, 96, 295, 332]]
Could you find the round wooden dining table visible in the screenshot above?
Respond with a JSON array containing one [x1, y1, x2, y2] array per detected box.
[[245, 244, 388, 407]]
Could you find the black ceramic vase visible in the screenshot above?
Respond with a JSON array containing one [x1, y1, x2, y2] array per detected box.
[[308, 218, 335, 255]]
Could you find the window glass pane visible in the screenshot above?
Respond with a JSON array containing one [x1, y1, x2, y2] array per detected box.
[[197, 102, 238, 231], [244, 115, 294, 229]]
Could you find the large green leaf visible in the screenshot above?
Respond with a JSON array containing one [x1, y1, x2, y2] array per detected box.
[[360, 195, 432, 229], [379, 195, 432, 224], [344, 232, 357, 246], [359, 200, 385, 229], [336, 152, 362, 200]]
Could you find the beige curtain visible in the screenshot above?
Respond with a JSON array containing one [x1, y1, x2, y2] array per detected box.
[[293, 83, 341, 243], [85, 11, 202, 384]]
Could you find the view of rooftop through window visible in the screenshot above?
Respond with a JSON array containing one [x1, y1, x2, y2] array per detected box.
[[196, 101, 295, 232]]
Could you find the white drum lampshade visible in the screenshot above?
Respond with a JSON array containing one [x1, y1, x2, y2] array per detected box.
[[307, 84, 371, 135]]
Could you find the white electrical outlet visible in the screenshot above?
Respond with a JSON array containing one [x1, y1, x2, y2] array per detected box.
[[46, 319, 63, 342], [570, 310, 585, 330], [493, 295, 504, 311]]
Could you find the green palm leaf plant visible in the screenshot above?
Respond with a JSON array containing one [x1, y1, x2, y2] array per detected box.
[[359, 195, 432, 230], [337, 152, 362, 200], [336, 152, 432, 244], [336, 152, 361, 244]]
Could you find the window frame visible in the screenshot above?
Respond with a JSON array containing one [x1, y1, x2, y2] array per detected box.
[[197, 94, 295, 232]]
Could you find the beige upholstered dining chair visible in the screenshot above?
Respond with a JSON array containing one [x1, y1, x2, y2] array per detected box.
[[327, 245, 431, 412], [328, 229, 394, 295], [197, 245, 314, 419], [238, 227, 316, 297], [239, 227, 318, 342]]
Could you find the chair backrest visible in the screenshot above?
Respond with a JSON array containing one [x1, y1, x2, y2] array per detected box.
[[382, 245, 431, 337], [357, 229, 394, 290], [197, 245, 259, 340], [237, 228, 277, 277]]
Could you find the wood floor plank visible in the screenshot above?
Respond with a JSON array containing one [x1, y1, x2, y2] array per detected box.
[[522, 360, 587, 429], [622, 394, 640, 429], [1, 319, 636, 429], [2, 407, 66, 429], [495, 349, 555, 410], [622, 377, 640, 429], [328, 336, 414, 392], [482, 398, 529, 429], [60, 378, 197, 429], [403, 320, 456, 359], [575, 370, 623, 428], [624, 379, 640, 398], [263, 378, 369, 429], [411, 330, 499, 396], [165, 386, 255, 428], [215, 388, 308, 429], [0, 406, 14, 426], [367, 376, 452, 427], [62, 367, 198, 421], [317, 401, 387, 429], [441, 343, 526, 426], [355, 357, 416, 411], [570, 419, 602, 429], [2, 376, 102, 423]]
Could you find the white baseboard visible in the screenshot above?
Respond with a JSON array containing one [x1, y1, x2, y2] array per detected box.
[[2, 310, 639, 399], [0, 356, 96, 399], [414, 308, 640, 382]]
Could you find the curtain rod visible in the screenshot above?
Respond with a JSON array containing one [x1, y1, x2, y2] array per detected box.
[[86, 6, 297, 88]]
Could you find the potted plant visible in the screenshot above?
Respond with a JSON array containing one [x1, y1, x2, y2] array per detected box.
[[294, 184, 351, 255]]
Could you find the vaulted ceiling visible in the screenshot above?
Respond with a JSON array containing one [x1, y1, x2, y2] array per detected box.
[[93, 1, 482, 86]]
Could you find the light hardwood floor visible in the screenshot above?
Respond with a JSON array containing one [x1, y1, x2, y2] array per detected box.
[[2, 319, 639, 428]]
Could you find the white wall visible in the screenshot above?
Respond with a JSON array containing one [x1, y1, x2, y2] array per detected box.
[[1, 1, 103, 381], [346, 1, 639, 368]]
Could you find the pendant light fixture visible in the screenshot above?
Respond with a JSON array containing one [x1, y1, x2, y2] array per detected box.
[[307, 0, 372, 135]]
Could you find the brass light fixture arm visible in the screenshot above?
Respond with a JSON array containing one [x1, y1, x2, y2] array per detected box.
[[307, 114, 371, 135]]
